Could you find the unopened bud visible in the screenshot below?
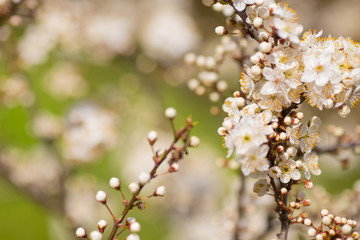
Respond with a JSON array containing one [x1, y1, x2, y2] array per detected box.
[[76, 227, 87, 238], [129, 222, 141, 233], [165, 107, 177, 119], [128, 182, 140, 194], [169, 162, 179, 172], [303, 199, 311, 206], [95, 190, 107, 204], [109, 177, 121, 190], [189, 136, 200, 147], [97, 220, 107, 232], [138, 171, 151, 185], [304, 218, 312, 226], [215, 26, 227, 36], [89, 231, 102, 240], [154, 186, 166, 196], [305, 181, 313, 190], [147, 131, 158, 145], [281, 188, 288, 195]]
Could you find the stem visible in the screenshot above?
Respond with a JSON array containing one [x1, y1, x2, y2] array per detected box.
[[107, 125, 192, 240], [233, 172, 246, 240], [224, 0, 261, 43]]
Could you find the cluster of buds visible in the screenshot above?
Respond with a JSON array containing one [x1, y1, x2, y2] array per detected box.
[[303, 209, 359, 240], [75, 108, 198, 239]]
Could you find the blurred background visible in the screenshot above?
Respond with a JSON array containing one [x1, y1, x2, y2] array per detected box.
[[0, 0, 359, 239]]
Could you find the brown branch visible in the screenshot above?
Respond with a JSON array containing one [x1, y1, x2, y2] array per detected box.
[[233, 172, 246, 240], [223, 0, 261, 43], [314, 141, 360, 154]]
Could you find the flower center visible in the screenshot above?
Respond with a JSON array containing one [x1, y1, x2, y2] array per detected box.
[[316, 65, 324, 72]]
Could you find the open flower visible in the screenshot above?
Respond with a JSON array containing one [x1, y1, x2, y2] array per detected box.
[[253, 179, 268, 196], [278, 159, 301, 183], [303, 153, 321, 179], [240, 145, 270, 176]]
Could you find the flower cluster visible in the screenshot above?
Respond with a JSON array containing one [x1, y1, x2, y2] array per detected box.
[[186, 0, 360, 239]]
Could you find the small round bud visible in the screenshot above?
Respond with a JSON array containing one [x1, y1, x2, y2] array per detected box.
[[308, 228, 316, 237], [295, 160, 303, 169], [316, 234, 323, 240], [138, 171, 151, 185], [304, 181, 313, 190], [195, 86, 206, 96], [342, 217, 348, 225], [297, 217, 303, 223], [147, 131, 158, 144], [165, 107, 177, 119], [189, 136, 200, 147], [280, 188, 288, 195], [253, 17, 263, 28], [303, 199, 311, 206], [289, 201, 296, 208], [250, 65, 262, 76], [154, 186, 166, 196], [196, 55, 206, 67], [277, 145, 284, 152], [236, 97, 246, 107], [324, 99, 334, 109], [217, 80, 228, 92], [217, 127, 226, 136], [292, 118, 300, 125], [335, 216, 342, 224], [280, 153, 289, 161], [76, 227, 87, 238], [109, 177, 121, 190], [256, 52, 265, 61], [223, 120, 233, 130], [97, 220, 107, 232], [342, 224, 352, 235], [259, 32, 269, 41], [322, 216, 332, 226], [304, 218, 312, 226], [329, 229, 336, 236], [286, 147, 297, 157], [209, 92, 220, 102], [233, 91, 241, 98], [126, 233, 140, 240], [89, 231, 102, 240], [206, 57, 216, 69], [128, 182, 140, 194], [130, 222, 141, 233], [296, 112, 304, 119], [169, 162, 179, 172], [321, 209, 329, 217], [95, 190, 107, 204], [215, 26, 227, 36], [250, 54, 260, 64], [212, 2, 224, 12], [351, 220, 357, 228], [259, 41, 272, 54], [352, 232, 359, 239], [184, 53, 197, 65], [188, 78, 200, 91], [126, 217, 136, 225], [255, 0, 265, 6], [279, 132, 287, 141], [284, 116, 292, 125], [272, 122, 279, 129]]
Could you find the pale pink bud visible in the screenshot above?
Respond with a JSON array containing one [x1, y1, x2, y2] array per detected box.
[[109, 177, 121, 190], [154, 186, 166, 196], [95, 190, 107, 204], [76, 227, 87, 238]]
